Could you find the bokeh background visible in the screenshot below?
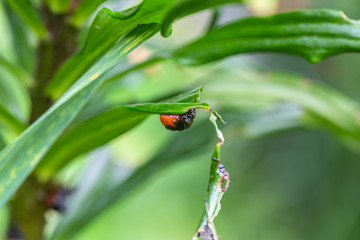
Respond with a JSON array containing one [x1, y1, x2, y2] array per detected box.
[[72, 0, 360, 239], [57, 0, 360, 239], [2, 0, 360, 239]]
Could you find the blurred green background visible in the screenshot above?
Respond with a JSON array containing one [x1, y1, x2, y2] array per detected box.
[[58, 0, 360, 239], [3, 0, 360, 239]]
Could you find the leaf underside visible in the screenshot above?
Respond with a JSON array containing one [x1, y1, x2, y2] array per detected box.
[[172, 9, 360, 65]]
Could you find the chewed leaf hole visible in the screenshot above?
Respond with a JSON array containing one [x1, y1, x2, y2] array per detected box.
[[218, 165, 229, 193]]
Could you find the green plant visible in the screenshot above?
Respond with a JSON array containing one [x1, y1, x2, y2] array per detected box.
[[1, 0, 360, 239]]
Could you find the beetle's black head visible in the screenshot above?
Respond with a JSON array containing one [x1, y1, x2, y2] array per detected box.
[[180, 108, 196, 130]]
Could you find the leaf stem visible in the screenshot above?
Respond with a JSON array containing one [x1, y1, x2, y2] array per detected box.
[[206, 8, 221, 33], [193, 143, 229, 240]]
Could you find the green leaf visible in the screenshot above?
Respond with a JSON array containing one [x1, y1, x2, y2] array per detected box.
[[0, 54, 34, 87], [193, 148, 226, 240], [36, 87, 204, 179], [172, 9, 360, 65], [160, 0, 243, 37], [0, 1, 15, 60], [70, 0, 107, 27], [123, 102, 210, 114], [46, 1, 172, 99], [5, 5, 36, 74], [0, 104, 27, 138], [0, 65, 31, 122], [5, 0, 47, 38], [0, 9, 34, 121], [48, 89, 223, 238], [105, 56, 164, 84], [193, 116, 228, 240], [45, 0, 70, 14], [203, 70, 360, 152], [206, 7, 222, 33], [0, 23, 159, 208], [163, 85, 203, 103], [238, 104, 303, 139], [36, 109, 149, 180], [0, 134, 5, 151], [47, 0, 241, 99], [50, 117, 217, 240]]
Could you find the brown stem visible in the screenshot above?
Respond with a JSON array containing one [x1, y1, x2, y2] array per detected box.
[[30, 5, 78, 122], [8, 177, 48, 240]]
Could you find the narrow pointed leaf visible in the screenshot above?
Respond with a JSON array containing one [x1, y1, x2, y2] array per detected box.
[[46, 0, 171, 99], [108, 10, 360, 88], [172, 9, 360, 65], [124, 102, 210, 114], [47, 0, 241, 98], [36, 87, 203, 179], [0, 23, 159, 208]]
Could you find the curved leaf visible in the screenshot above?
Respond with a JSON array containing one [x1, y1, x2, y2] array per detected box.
[[172, 9, 360, 65], [36, 87, 204, 179], [46, 1, 172, 99], [108, 59, 360, 151], [47, 0, 241, 99], [124, 102, 210, 114], [0, 23, 159, 208], [203, 71, 360, 151], [160, 0, 243, 37], [107, 10, 360, 89], [5, 0, 47, 38]]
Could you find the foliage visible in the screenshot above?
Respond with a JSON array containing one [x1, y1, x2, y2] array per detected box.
[[0, 0, 360, 239]]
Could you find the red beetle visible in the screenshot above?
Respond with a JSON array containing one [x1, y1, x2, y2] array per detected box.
[[160, 108, 196, 131]]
